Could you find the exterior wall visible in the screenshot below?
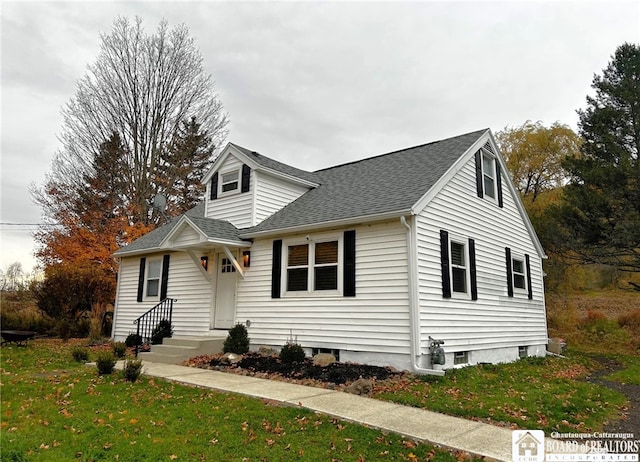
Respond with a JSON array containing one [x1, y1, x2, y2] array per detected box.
[[236, 220, 412, 358], [170, 224, 202, 247], [415, 155, 548, 366], [254, 171, 310, 223], [113, 252, 213, 341], [205, 154, 253, 228]]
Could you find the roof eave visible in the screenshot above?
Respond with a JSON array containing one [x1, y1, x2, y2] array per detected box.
[[240, 209, 412, 239]]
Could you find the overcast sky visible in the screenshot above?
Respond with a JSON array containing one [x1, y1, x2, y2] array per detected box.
[[1, 1, 639, 275]]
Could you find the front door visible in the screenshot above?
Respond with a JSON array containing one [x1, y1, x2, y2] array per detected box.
[[214, 256, 237, 329]]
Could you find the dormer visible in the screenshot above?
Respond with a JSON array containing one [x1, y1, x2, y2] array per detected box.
[[201, 143, 319, 229]]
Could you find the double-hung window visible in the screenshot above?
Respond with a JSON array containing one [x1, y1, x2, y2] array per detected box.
[[221, 170, 239, 193], [146, 259, 162, 298], [482, 153, 496, 199], [440, 230, 478, 300], [450, 241, 468, 294], [285, 238, 339, 294], [512, 257, 526, 290], [505, 247, 533, 299]]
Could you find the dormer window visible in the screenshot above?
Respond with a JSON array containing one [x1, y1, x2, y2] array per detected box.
[[221, 170, 239, 193], [482, 153, 496, 199]]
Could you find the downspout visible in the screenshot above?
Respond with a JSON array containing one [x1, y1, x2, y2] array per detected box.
[[400, 216, 445, 376]]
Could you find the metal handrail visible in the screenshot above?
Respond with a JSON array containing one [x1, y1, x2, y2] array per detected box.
[[133, 298, 176, 357]]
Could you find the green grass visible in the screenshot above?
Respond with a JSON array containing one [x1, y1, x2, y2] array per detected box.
[[604, 354, 640, 385], [1, 340, 464, 461], [373, 355, 626, 434]]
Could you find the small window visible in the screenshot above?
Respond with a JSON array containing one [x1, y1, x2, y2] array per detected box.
[[450, 241, 467, 294], [481, 153, 496, 199], [221, 170, 239, 193], [312, 347, 340, 362], [512, 258, 526, 289], [221, 258, 236, 273], [519, 346, 528, 359], [454, 351, 469, 365], [146, 259, 162, 298]]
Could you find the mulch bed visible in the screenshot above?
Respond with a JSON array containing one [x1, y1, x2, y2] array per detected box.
[[185, 352, 402, 388]]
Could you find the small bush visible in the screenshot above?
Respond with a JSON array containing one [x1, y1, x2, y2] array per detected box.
[[112, 342, 127, 358], [618, 310, 640, 329], [122, 359, 143, 382], [71, 347, 89, 363], [95, 352, 116, 375], [125, 333, 142, 347], [150, 319, 173, 345], [223, 323, 250, 354], [280, 342, 306, 364]]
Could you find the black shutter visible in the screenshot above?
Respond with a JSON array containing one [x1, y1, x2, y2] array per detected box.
[[210, 172, 218, 200], [496, 161, 504, 208], [271, 240, 282, 299], [440, 230, 451, 299], [160, 254, 170, 300], [475, 150, 484, 199], [469, 238, 478, 301], [136, 257, 146, 302], [525, 254, 533, 300], [344, 230, 356, 297], [506, 247, 514, 297], [241, 164, 251, 193]]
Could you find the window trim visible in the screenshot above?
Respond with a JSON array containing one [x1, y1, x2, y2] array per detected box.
[[454, 351, 469, 365], [449, 235, 471, 299], [511, 254, 527, 292], [144, 257, 163, 300], [219, 169, 240, 195], [480, 151, 498, 202], [282, 233, 343, 297]]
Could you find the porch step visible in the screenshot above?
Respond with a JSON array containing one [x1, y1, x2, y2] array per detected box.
[[138, 335, 226, 365]]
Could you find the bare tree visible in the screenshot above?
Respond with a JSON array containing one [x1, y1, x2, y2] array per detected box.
[[35, 16, 228, 225]]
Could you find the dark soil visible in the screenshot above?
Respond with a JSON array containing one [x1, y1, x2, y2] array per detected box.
[[586, 356, 640, 434], [202, 352, 401, 386]]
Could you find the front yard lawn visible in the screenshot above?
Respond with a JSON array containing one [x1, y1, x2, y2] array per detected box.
[[0, 339, 467, 462]]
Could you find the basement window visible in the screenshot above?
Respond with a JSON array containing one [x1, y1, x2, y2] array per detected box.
[[311, 347, 340, 362], [519, 346, 529, 359], [454, 351, 469, 365]]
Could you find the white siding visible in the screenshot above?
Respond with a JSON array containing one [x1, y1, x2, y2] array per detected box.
[[236, 221, 412, 355], [415, 156, 547, 356], [170, 224, 202, 247], [205, 155, 253, 228], [113, 252, 213, 341], [254, 171, 310, 223]]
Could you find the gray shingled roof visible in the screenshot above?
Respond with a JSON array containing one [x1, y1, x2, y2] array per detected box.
[[243, 129, 487, 235], [229, 143, 320, 184], [116, 129, 487, 254], [114, 203, 245, 255]]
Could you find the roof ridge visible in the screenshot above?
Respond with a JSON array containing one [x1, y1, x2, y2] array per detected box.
[[313, 128, 489, 173]]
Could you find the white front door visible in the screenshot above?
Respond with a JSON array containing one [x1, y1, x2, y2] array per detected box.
[[214, 256, 237, 329]]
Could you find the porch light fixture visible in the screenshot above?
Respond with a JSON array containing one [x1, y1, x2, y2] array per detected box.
[[242, 250, 251, 268], [200, 256, 209, 271]]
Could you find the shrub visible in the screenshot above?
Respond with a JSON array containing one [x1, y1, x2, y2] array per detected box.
[[223, 323, 250, 354], [280, 342, 306, 364], [122, 359, 143, 382], [618, 310, 640, 329], [71, 347, 89, 362], [125, 333, 142, 347], [150, 319, 173, 345], [112, 341, 127, 358], [95, 352, 116, 375]]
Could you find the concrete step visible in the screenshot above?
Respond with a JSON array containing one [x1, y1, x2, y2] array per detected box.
[[139, 335, 226, 365]]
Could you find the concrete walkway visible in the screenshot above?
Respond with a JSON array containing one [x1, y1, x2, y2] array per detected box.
[[136, 361, 514, 461]]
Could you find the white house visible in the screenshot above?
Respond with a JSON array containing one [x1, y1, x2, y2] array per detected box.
[[112, 128, 549, 373]]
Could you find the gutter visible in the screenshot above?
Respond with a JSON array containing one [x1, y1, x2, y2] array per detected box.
[[400, 216, 445, 376]]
